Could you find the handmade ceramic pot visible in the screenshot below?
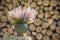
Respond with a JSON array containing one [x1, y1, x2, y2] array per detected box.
[[15, 24, 28, 35]]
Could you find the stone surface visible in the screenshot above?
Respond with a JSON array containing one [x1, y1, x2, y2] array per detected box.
[[0, 0, 60, 40], [52, 33, 60, 40], [56, 27, 60, 34], [36, 33, 43, 40], [29, 24, 36, 31], [43, 36, 50, 40], [1, 15, 8, 22], [36, 26, 42, 32]]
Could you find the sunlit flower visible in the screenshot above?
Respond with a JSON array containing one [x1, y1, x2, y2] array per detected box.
[[8, 6, 37, 24]]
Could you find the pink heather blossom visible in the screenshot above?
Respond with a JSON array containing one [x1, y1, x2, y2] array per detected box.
[[8, 6, 37, 23]]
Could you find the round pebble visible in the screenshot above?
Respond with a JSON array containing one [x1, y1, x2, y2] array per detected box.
[[52, 33, 60, 40], [29, 24, 36, 31], [43, 36, 50, 40], [0, 22, 2, 27], [36, 26, 42, 32], [12, 0, 18, 3], [2, 28, 8, 33], [7, 24, 11, 28], [1, 15, 8, 22], [37, 13, 44, 19], [50, 24, 56, 30], [44, 12, 51, 19], [1, 23, 7, 27], [37, 0, 42, 5], [43, 0, 49, 6], [56, 27, 60, 34], [44, 7, 48, 11], [42, 22, 48, 29], [57, 21, 60, 27], [46, 30, 53, 36], [34, 19, 41, 26], [6, 0, 11, 3], [50, 0, 57, 7], [8, 28, 13, 34], [48, 6, 53, 11], [36, 33, 43, 40], [35, 6, 40, 11], [30, 2, 36, 8]]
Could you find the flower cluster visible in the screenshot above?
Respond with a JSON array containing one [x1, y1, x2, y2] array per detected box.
[[8, 6, 37, 24]]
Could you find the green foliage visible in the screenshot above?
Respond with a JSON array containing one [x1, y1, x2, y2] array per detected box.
[[13, 19, 24, 24]]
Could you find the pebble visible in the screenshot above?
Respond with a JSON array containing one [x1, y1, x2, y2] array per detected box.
[[34, 0, 37, 2], [36, 26, 42, 32], [1, 23, 7, 27], [55, 6, 59, 10], [52, 14, 58, 20], [13, 3, 18, 8], [53, 10, 59, 15], [31, 35, 35, 40], [1, 0, 6, 5], [13, 32, 17, 35], [11, 25, 15, 29], [27, 31, 31, 36], [43, 0, 49, 6], [8, 28, 13, 34], [29, 24, 36, 31], [50, 24, 56, 30], [0, 22, 2, 27], [9, 19, 15, 24], [36, 33, 43, 40], [58, 15, 60, 19], [35, 6, 40, 11], [34, 19, 41, 26], [37, 0, 42, 5], [8, 3, 13, 10], [50, 11, 54, 15], [42, 22, 48, 29], [1, 15, 8, 22], [40, 5, 44, 10], [47, 18, 53, 25], [3, 32, 9, 36], [0, 38, 3, 40], [52, 33, 60, 40], [7, 24, 11, 28], [44, 12, 51, 19], [28, 0, 32, 3], [32, 32, 37, 36], [0, 5, 4, 9], [50, 0, 57, 7], [42, 29, 46, 35], [6, 0, 11, 3], [43, 36, 50, 40], [57, 21, 60, 27], [2, 28, 8, 33], [48, 6, 53, 11], [46, 30, 53, 36], [12, 0, 18, 4], [30, 2, 36, 8], [37, 13, 44, 19], [44, 7, 49, 11], [0, 12, 2, 17], [39, 9, 43, 13], [4, 7, 8, 12], [56, 27, 60, 34], [21, 1, 26, 5]]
